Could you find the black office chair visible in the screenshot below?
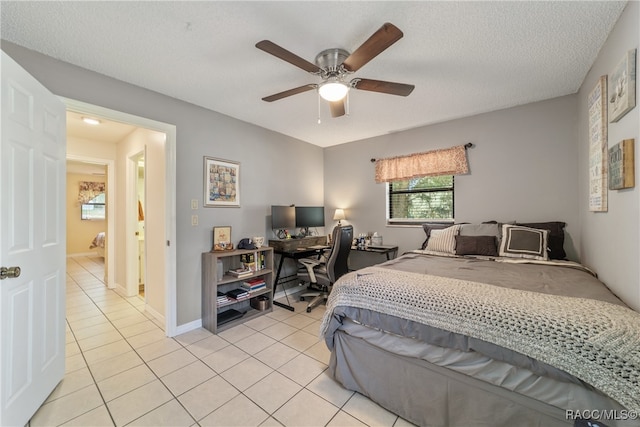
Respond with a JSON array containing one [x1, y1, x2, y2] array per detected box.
[[298, 225, 353, 313]]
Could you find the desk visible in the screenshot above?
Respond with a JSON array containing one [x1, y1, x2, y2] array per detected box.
[[349, 245, 399, 271], [269, 239, 329, 311], [352, 245, 398, 260]]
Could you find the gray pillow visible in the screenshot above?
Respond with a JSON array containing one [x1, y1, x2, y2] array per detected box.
[[459, 223, 501, 238], [455, 235, 498, 256]]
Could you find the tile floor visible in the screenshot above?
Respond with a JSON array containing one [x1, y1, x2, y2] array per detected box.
[[29, 255, 414, 427]]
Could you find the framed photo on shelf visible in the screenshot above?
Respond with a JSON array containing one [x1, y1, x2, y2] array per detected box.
[[609, 49, 636, 123], [204, 156, 240, 207], [212, 226, 233, 251]]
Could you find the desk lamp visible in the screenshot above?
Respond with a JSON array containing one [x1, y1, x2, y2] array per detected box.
[[333, 209, 346, 226]]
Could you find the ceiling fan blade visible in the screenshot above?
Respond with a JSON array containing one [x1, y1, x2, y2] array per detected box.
[[262, 84, 316, 102], [342, 23, 404, 72], [256, 40, 322, 74], [329, 100, 346, 118], [352, 78, 415, 96]]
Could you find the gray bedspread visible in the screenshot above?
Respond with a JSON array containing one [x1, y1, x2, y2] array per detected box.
[[321, 253, 640, 412]]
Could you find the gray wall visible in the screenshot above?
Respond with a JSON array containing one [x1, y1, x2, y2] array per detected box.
[[1, 41, 324, 326], [324, 95, 580, 260], [577, 1, 639, 311], [324, 1, 639, 312]]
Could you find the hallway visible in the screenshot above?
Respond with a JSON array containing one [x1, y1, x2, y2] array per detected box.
[[29, 255, 411, 426]]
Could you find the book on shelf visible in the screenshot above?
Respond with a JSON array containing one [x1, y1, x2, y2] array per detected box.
[[240, 251, 267, 271], [226, 288, 250, 300], [244, 277, 266, 286], [227, 267, 253, 278], [241, 281, 266, 293], [241, 253, 256, 271], [216, 291, 232, 307]]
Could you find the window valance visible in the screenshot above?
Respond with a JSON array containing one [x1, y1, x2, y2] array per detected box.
[[78, 181, 106, 204], [374, 144, 470, 183]]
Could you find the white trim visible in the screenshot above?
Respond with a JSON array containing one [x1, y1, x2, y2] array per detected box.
[[126, 150, 145, 297], [67, 252, 102, 257], [61, 98, 178, 337], [174, 319, 203, 336], [144, 304, 165, 325]]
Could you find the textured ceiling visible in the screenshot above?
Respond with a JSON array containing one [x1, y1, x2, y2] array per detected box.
[[0, 1, 627, 147]]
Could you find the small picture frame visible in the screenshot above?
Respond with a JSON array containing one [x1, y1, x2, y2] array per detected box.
[[609, 49, 636, 123], [212, 226, 233, 251], [204, 157, 240, 207], [608, 139, 635, 190]]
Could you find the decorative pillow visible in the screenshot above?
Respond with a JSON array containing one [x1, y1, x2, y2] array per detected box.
[[499, 224, 549, 260], [455, 235, 498, 256], [421, 223, 453, 250], [516, 221, 566, 260], [459, 223, 501, 238], [426, 225, 462, 254]]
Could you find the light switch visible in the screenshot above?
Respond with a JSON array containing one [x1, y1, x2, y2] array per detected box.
[[191, 215, 198, 226], [191, 199, 198, 210]]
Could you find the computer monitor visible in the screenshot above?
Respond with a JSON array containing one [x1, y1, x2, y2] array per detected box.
[[295, 206, 325, 228], [271, 205, 295, 230]]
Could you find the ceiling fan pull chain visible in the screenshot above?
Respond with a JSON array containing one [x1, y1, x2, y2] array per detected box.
[[317, 90, 321, 124]]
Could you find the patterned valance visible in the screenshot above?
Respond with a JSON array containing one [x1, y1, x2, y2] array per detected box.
[[374, 145, 469, 183], [78, 181, 105, 203]]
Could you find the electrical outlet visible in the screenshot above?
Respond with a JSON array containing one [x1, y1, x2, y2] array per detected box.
[[191, 214, 198, 226], [191, 199, 198, 210]]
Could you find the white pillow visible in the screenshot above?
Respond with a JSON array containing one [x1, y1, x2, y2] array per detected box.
[[426, 224, 462, 254]]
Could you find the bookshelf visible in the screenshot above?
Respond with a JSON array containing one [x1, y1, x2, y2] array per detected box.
[[202, 247, 274, 333]]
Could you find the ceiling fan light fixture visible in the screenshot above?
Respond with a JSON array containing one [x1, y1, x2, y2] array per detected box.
[[318, 81, 349, 102]]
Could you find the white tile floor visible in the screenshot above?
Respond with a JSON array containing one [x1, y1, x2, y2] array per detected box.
[[29, 255, 415, 427]]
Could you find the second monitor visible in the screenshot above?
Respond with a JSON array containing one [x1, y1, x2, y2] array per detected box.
[[296, 206, 325, 237]]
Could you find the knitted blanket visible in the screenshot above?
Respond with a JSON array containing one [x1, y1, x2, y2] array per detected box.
[[320, 267, 640, 412]]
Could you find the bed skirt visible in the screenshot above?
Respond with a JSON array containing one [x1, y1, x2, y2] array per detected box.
[[329, 330, 572, 427]]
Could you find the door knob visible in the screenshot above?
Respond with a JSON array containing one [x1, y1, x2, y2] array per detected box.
[[0, 266, 21, 280]]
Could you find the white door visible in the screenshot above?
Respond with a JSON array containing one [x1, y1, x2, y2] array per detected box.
[[0, 52, 66, 426]]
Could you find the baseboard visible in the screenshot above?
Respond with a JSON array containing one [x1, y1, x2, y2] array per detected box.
[[67, 252, 99, 257], [113, 283, 129, 297], [145, 304, 165, 325], [174, 319, 202, 336], [274, 283, 304, 301]]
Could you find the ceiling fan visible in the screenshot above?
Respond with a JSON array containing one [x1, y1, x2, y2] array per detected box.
[[256, 22, 415, 118]]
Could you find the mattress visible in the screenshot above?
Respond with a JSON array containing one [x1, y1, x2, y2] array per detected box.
[[321, 252, 640, 426]]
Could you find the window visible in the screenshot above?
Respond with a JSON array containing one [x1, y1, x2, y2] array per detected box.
[[387, 175, 454, 224], [81, 193, 106, 220]]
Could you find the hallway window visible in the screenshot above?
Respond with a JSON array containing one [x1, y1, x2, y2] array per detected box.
[[81, 193, 106, 220]]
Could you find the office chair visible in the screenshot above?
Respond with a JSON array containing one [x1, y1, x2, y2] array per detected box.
[[298, 225, 353, 313]]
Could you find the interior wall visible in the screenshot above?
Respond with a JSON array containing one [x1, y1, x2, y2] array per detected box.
[[577, 1, 639, 311], [1, 41, 324, 327], [116, 128, 165, 318], [324, 95, 579, 260], [67, 136, 118, 161], [66, 173, 106, 254]]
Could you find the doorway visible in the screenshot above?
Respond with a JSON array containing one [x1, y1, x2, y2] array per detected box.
[[133, 152, 146, 299], [64, 98, 178, 337]]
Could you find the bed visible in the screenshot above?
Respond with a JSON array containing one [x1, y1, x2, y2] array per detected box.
[[320, 223, 640, 427], [89, 231, 106, 257]]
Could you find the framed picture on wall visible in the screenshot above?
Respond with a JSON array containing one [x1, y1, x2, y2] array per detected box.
[[588, 76, 608, 212], [609, 49, 637, 123], [203, 157, 240, 207]]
